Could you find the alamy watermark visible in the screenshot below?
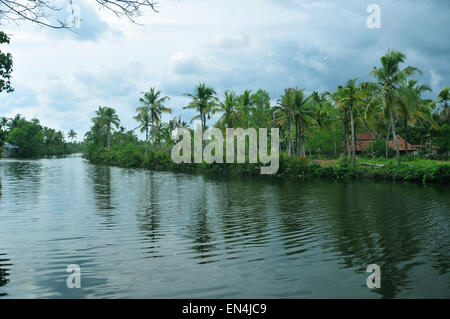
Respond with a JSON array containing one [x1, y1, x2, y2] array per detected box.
[[366, 264, 381, 289], [366, 4, 381, 29], [66, 264, 81, 289], [171, 127, 280, 175]]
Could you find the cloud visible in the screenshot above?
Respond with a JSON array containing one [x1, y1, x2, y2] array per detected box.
[[1, 0, 449, 135], [46, 0, 111, 41], [211, 33, 249, 50], [170, 52, 206, 75]]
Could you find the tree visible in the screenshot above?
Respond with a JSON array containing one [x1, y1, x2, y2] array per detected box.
[[336, 79, 371, 167], [68, 129, 77, 142], [183, 83, 217, 133], [396, 79, 434, 150], [292, 89, 315, 156], [0, 0, 158, 28], [93, 106, 120, 151], [7, 118, 43, 157], [437, 87, 450, 123], [365, 50, 420, 166], [236, 90, 253, 128], [136, 87, 171, 152], [249, 89, 271, 129], [274, 88, 295, 155], [214, 90, 239, 129], [0, 31, 13, 94], [311, 91, 341, 158]]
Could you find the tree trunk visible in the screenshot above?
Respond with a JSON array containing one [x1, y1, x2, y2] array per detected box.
[[385, 123, 390, 158], [389, 106, 401, 166], [404, 117, 408, 156], [343, 110, 349, 157], [144, 127, 148, 157], [295, 117, 300, 156], [107, 124, 111, 151], [333, 130, 337, 158], [349, 102, 356, 167], [429, 133, 432, 157], [287, 114, 292, 156]]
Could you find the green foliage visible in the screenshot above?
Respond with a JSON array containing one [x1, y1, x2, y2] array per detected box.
[[0, 31, 13, 94], [362, 138, 394, 158], [308, 128, 343, 158], [83, 144, 449, 184], [7, 119, 44, 157], [2, 116, 76, 158]]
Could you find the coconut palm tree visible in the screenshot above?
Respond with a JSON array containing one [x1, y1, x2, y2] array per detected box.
[[183, 83, 217, 133], [236, 90, 253, 128], [336, 79, 372, 167], [250, 89, 271, 129], [396, 79, 433, 149], [133, 108, 152, 155], [274, 88, 295, 155], [292, 89, 315, 156], [313, 92, 341, 158], [68, 129, 77, 142], [214, 90, 239, 129], [365, 50, 420, 166], [137, 87, 171, 149], [437, 87, 450, 122], [93, 106, 120, 151]]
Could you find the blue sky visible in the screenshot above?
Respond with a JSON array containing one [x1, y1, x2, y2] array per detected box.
[[1, 0, 449, 140]]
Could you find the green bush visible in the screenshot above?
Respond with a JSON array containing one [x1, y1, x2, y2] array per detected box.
[[83, 145, 450, 184]]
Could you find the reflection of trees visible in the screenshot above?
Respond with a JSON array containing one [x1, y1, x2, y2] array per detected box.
[[3, 161, 42, 200], [213, 176, 271, 252], [188, 180, 216, 261], [272, 181, 312, 256], [88, 165, 115, 226], [319, 182, 437, 298], [0, 250, 10, 295], [136, 171, 162, 250]]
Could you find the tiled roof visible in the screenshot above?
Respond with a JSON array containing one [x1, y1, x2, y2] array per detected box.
[[387, 135, 417, 151], [347, 132, 419, 152], [357, 132, 379, 141]]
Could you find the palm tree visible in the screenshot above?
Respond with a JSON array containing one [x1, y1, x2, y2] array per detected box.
[[250, 89, 271, 129], [137, 87, 171, 150], [292, 89, 315, 156], [313, 92, 341, 158], [437, 87, 450, 122], [214, 90, 239, 129], [396, 79, 433, 149], [365, 50, 420, 166], [134, 108, 152, 155], [93, 106, 120, 151], [331, 88, 351, 157], [236, 90, 253, 128], [274, 88, 295, 155], [183, 83, 217, 133], [336, 79, 371, 167], [68, 129, 77, 143]]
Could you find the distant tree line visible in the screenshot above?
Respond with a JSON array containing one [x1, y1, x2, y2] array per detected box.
[[84, 50, 449, 167], [0, 114, 83, 157]]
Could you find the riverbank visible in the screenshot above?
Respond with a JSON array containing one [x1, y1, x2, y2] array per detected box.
[[83, 144, 450, 184]]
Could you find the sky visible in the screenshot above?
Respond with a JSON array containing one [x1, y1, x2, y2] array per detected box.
[[0, 0, 449, 140]]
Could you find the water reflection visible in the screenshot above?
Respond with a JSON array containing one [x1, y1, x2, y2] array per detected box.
[[319, 182, 447, 298], [135, 171, 163, 258], [88, 165, 116, 226], [0, 157, 448, 298], [0, 250, 10, 297]]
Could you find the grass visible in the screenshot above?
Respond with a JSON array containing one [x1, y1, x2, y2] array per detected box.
[[356, 157, 450, 167]]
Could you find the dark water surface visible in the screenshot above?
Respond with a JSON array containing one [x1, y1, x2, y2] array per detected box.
[[0, 155, 448, 298]]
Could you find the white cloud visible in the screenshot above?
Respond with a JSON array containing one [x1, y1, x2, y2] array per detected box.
[[0, 0, 449, 137]]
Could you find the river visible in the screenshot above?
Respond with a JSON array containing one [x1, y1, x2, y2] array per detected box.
[[0, 155, 448, 298]]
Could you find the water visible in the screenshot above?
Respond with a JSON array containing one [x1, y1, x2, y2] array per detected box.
[[0, 155, 448, 298]]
